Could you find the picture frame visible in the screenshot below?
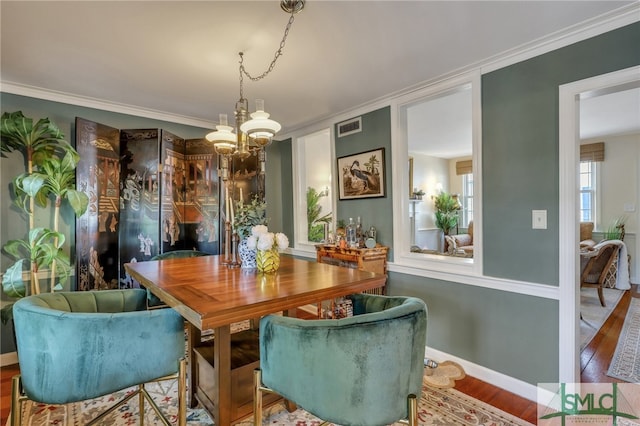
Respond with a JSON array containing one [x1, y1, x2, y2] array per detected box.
[[337, 148, 385, 200]]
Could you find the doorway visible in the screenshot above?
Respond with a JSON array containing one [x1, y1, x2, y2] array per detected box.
[[558, 66, 640, 384]]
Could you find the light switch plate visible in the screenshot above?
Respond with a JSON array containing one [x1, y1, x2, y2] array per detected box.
[[532, 210, 547, 229]]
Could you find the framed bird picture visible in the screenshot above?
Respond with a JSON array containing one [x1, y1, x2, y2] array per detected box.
[[337, 148, 385, 200]]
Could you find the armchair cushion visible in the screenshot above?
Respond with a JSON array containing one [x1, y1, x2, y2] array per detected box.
[[452, 234, 472, 247]]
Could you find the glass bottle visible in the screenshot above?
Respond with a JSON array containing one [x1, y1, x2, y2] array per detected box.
[[356, 216, 363, 247], [346, 218, 356, 248]]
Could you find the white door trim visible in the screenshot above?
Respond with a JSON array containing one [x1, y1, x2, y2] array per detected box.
[[558, 65, 640, 384]]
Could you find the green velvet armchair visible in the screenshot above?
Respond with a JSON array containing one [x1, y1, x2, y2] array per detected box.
[[10, 289, 187, 426], [254, 293, 427, 426]]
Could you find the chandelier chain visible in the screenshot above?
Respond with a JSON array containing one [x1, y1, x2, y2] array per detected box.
[[238, 11, 297, 98]]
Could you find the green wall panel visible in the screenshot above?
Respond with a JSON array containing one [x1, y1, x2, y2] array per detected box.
[[387, 272, 559, 385], [482, 22, 640, 284], [335, 107, 394, 257]]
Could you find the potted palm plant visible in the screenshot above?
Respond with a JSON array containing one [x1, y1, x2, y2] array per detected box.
[[1, 111, 88, 323], [307, 187, 332, 242], [434, 191, 459, 236]]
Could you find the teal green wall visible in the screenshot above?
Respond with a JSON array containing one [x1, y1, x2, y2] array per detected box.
[[483, 22, 640, 284], [390, 273, 559, 380], [335, 107, 394, 257]]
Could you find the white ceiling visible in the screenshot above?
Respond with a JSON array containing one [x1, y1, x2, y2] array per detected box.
[[407, 87, 472, 159], [1, 1, 638, 139], [580, 87, 640, 140]]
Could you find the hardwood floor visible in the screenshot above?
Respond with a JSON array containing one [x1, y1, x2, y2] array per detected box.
[[1, 363, 19, 426], [581, 283, 639, 383], [2, 286, 637, 425]]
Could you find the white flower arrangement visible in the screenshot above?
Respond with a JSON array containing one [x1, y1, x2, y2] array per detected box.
[[246, 225, 289, 252]]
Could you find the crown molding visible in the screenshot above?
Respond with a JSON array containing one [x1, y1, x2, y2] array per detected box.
[[0, 81, 215, 129], [480, 2, 640, 74]]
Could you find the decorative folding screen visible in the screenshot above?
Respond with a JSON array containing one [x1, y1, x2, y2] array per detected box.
[[75, 118, 238, 290]]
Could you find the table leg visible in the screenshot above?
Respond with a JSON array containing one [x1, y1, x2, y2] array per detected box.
[[186, 323, 201, 408], [213, 324, 232, 426]]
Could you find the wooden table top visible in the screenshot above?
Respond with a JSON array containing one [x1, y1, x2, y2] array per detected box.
[[124, 255, 386, 330]]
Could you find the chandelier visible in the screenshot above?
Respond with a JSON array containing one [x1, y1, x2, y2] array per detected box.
[[206, 0, 304, 267], [206, 0, 305, 186]]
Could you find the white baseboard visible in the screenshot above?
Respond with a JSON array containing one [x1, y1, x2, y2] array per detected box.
[[1, 351, 18, 367], [425, 346, 539, 403]]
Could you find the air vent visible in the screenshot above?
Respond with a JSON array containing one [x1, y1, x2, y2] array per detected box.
[[337, 117, 362, 138]]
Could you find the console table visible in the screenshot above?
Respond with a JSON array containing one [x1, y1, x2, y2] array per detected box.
[[315, 244, 389, 295]]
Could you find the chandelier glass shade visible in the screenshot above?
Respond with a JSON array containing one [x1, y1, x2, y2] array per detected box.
[[206, 114, 236, 155], [240, 100, 282, 147]]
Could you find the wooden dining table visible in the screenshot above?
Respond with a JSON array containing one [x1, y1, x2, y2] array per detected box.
[[124, 254, 387, 426]]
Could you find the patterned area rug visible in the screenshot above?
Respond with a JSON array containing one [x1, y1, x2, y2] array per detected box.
[[608, 296, 640, 383], [580, 287, 625, 350], [235, 385, 534, 426], [12, 379, 213, 426], [12, 370, 533, 426]]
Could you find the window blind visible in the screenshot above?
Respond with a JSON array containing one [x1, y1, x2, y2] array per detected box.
[[456, 160, 472, 175], [580, 142, 605, 162]]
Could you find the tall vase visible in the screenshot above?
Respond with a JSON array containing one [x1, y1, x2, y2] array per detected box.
[[256, 248, 280, 273], [238, 239, 257, 269]]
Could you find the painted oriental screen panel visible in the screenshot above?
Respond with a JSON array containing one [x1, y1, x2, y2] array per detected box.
[[75, 117, 121, 291]]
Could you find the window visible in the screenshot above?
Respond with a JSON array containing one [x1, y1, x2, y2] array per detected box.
[[462, 173, 474, 227], [579, 161, 596, 222], [392, 70, 481, 274], [293, 128, 333, 249]]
